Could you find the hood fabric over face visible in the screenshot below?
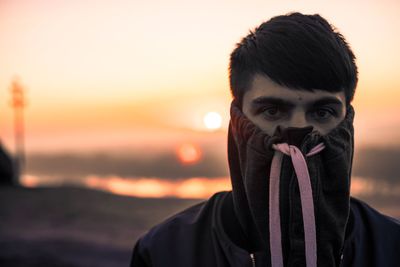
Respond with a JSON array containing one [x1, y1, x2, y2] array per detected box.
[[228, 100, 354, 267]]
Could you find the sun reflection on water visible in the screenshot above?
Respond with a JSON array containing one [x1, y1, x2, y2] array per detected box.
[[20, 175, 400, 199]]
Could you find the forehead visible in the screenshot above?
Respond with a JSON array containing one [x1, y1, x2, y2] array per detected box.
[[244, 74, 346, 104]]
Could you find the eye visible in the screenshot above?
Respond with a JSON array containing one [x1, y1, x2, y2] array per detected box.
[[265, 107, 278, 115], [312, 108, 336, 122], [261, 106, 286, 120]]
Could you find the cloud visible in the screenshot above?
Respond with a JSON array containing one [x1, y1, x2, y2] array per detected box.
[[352, 147, 400, 184], [26, 149, 229, 179]]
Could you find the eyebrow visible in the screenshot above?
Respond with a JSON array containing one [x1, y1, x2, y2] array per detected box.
[[251, 96, 343, 108], [251, 97, 295, 108], [311, 97, 344, 107]]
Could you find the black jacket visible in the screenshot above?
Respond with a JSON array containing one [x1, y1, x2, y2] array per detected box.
[[130, 191, 400, 267]]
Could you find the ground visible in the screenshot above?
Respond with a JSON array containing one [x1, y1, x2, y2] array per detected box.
[[0, 186, 398, 267], [0, 186, 200, 267]]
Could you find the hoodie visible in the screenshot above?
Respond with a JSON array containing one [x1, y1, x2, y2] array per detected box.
[[130, 101, 400, 267], [228, 100, 354, 266]]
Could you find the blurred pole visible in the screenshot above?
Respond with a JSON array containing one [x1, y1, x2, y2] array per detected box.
[[9, 77, 27, 185]]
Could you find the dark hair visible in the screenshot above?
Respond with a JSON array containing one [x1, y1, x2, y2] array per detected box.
[[229, 12, 358, 106]]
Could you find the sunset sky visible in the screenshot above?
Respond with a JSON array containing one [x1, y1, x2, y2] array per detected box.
[[1, 0, 400, 154]]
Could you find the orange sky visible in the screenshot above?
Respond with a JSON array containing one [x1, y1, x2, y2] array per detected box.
[[1, 0, 400, 153]]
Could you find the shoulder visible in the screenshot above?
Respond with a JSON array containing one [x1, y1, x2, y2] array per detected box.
[[135, 191, 228, 254], [347, 197, 400, 265], [350, 197, 400, 232]]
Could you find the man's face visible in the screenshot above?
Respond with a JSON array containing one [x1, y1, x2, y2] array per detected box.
[[242, 74, 347, 136]]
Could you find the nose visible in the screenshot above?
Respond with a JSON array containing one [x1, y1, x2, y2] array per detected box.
[[288, 112, 308, 128]]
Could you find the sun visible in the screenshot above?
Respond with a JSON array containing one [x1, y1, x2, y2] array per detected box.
[[176, 143, 202, 165], [203, 112, 222, 130]]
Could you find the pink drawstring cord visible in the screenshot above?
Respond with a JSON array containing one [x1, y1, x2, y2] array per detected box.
[[269, 143, 325, 267]]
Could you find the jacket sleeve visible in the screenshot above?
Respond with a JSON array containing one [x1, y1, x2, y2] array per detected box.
[[130, 238, 152, 267]]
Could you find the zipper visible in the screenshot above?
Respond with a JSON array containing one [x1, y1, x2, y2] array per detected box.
[[339, 253, 344, 267], [250, 253, 256, 267]]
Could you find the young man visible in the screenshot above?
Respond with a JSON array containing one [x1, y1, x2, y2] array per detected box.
[[131, 13, 400, 267]]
